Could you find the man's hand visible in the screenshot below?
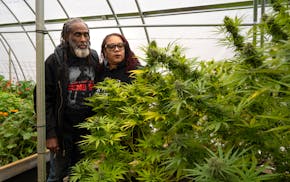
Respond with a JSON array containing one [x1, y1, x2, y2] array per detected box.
[[46, 137, 59, 153]]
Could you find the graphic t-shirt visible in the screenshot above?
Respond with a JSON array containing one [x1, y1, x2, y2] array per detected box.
[[66, 58, 95, 110], [63, 56, 96, 134]]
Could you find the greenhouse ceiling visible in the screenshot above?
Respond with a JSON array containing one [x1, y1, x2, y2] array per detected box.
[[0, 0, 268, 81]]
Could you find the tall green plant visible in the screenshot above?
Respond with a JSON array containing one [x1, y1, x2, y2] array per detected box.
[[218, 1, 290, 180], [71, 1, 289, 181], [0, 76, 36, 166], [0, 96, 36, 166]]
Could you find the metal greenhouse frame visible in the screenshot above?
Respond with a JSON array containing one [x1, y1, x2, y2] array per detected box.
[[0, 1, 268, 181]]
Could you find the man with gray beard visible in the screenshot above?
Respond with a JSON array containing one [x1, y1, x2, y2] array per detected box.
[[42, 18, 100, 181]]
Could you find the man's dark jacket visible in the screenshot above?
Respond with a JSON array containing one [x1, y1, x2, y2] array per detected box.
[[34, 45, 99, 143]]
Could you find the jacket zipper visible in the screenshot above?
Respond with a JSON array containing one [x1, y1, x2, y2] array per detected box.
[[57, 80, 63, 125], [57, 81, 65, 156]]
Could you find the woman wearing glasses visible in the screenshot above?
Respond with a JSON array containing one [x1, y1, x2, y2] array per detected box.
[[99, 33, 141, 83]]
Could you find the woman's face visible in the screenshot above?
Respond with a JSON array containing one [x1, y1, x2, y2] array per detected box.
[[104, 35, 125, 69]]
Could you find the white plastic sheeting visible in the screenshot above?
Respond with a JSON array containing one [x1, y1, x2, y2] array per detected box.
[[0, 0, 266, 81]]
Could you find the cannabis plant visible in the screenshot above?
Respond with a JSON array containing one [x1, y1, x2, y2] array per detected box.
[[71, 1, 289, 181]]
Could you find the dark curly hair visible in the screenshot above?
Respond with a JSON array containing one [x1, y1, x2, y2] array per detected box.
[[101, 33, 140, 72]]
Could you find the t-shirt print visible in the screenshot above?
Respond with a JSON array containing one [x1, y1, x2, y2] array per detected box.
[[67, 65, 95, 109]]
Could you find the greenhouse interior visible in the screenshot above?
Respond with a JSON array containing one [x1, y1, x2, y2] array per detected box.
[[0, 0, 289, 181]]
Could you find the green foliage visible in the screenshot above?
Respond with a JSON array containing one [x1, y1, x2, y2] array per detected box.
[[263, 0, 289, 42], [71, 2, 289, 181], [0, 76, 34, 99], [0, 77, 36, 166], [221, 16, 263, 68], [185, 146, 278, 182], [223, 16, 244, 51]]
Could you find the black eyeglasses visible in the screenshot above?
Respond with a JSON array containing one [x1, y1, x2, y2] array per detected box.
[[105, 43, 125, 51]]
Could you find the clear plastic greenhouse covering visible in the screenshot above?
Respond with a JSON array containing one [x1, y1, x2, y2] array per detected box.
[[0, 0, 269, 81]]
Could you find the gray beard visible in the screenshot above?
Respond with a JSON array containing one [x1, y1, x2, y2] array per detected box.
[[74, 48, 90, 58], [68, 39, 90, 58]]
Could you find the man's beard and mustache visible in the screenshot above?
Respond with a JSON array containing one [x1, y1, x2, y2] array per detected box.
[[69, 39, 90, 58]]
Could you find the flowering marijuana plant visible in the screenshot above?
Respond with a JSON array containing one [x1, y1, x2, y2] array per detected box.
[[71, 1, 289, 181]]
